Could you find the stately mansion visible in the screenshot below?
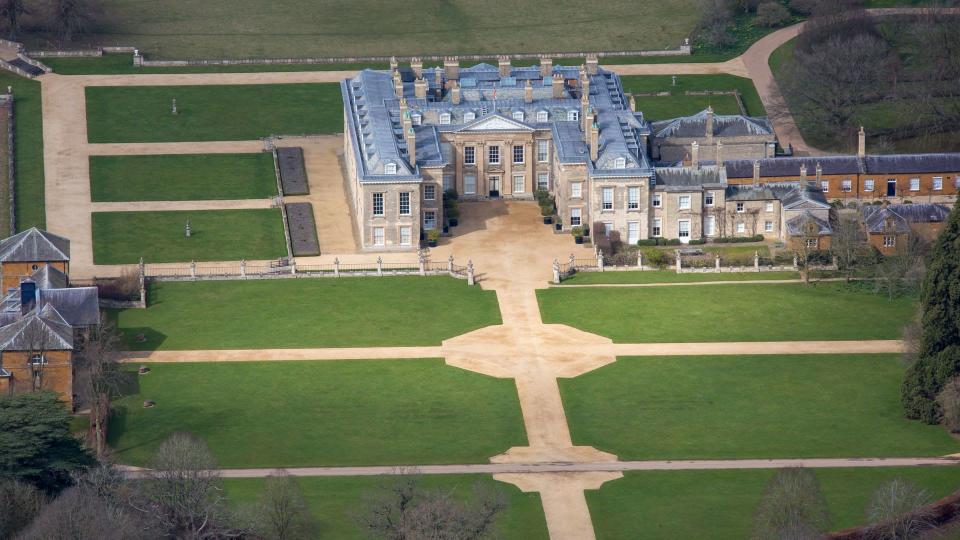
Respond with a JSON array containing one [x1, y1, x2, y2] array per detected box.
[[341, 56, 960, 251]]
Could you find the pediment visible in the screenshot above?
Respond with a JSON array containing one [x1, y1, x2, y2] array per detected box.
[[457, 114, 534, 133], [785, 200, 830, 210]]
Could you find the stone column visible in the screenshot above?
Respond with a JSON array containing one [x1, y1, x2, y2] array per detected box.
[[715, 253, 721, 272], [637, 251, 643, 270], [240, 259, 246, 278], [503, 139, 514, 197], [754, 251, 760, 272], [334, 257, 340, 277], [419, 254, 426, 276], [596, 249, 604, 271], [674, 251, 681, 273], [477, 142, 486, 197], [376, 256, 383, 277], [190, 260, 196, 280], [524, 140, 533, 195], [448, 255, 454, 274], [467, 260, 475, 285], [552, 259, 561, 284], [454, 141, 464, 195]]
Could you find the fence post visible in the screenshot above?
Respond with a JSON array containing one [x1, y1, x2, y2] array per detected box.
[[334, 257, 340, 277], [376, 256, 383, 277], [597, 249, 604, 272], [637, 251, 643, 270], [674, 250, 681, 274], [290, 259, 297, 275], [754, 251, 759, 272], [715, 253, 721, 272], [240, 259, 246, 279], [190, 260, 196, 280], [419, 253, 426, 276], [466, 260, 475, 285], [138, 257, 146, 308], [569, 253, 576, 269], [447, 255, 454, 275], [552, 259, 561, 284]]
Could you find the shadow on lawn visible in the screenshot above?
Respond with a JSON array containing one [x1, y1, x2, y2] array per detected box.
[[117, 326, 167, 352]]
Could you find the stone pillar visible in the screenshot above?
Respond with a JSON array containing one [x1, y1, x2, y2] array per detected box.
[[569, 254, 576, 269], [240, 259, 246, 278], [629, 94, 636, 112], [414, 78, 427, 99], [334, 257, 341, 277], [715, 253, 721, 272], [858, 126, 866, 158], [800, 163, 807, 181], [190, 260, 197, 280], [448, 255, 454, 274], [832, 255, 839, 269], [540, 56, 553, 78], [597, 249, 604, 271], [498, 55, 511, 77], [389, 56, 398, 72], [793, 253, 798, 268], [444, 56, 459, 80], [503, 139, 514, 196], [552, 73, 565, 99], [376, 256, 383, 277], [552, 259, 561, 284], [451, 82, 461, 105], [637, 251, 644, 270], [454, 141, 464, 195], [586, 54, 599, 75], [411, 57, 423, 79], [691, 141, 699, 169], [524, 140, 533, 194], [752, 160, 760, 186], [524, 80, 533, 103], [419, 254, 426, 276], [467, 260, 475, 285], [704, 106, 714, 145], [290, 259, 297, 275], [754, 251, 760, 272], [716, 141, 724, 167], [674, 250, 681, 273]]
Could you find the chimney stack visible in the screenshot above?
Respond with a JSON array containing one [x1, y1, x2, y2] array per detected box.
[[585, 109, 594, 135], [451, 81, 461, 105], [540, 56, 553, 78], [715, 141, 723, 166], [399, 98, 408, 122], [580, 68, 590, 98], [581, 93, 590, 130], [405, 127, 416, 167], [857, 126, 865, 158], [800, 163, 807, 181], [19, 279, 36, 315], [389, 57, 398, 72], [752, 160, 761, 186], [629, 94, 636, 112], [704, 106, 714, 145], [444, 57, 459, 81], [691, 141, 700, 169], [524, 79, 533, 103], [552, 73, 564, 99], [434, 68, 443, 92], [498, 55, 511, 77], [589, 121, 599, 162], [393, 70, 403, 99], [816, 162, 823, 181], [414, 77, 427, 99], [410, 57, 423, 79], [585, 54, 599, 75]]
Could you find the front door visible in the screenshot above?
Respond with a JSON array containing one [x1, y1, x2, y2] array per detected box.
[[678, 219, 691, 244], [886, 179, 897, 197], [488, 175, 500, 198]]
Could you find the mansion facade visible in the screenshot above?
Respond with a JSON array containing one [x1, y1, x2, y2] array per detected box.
[[341, 57, 960, 251]]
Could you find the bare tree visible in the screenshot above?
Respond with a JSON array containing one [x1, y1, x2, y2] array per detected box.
[[831, 212, 867, 282], [48, 0, 94, 44], [755, 2, 791, 27], [250, 470, 316, 540], [0, 0, 30, 39], [21, 318, 53, 394], [358, 472, 508, 540], [130, 432, 242, 539], [936, 376, 960, 433], [753, 468, 830, 540], [696, 0, 736, 48], [793, 218, 822, 284], [866, 478, 935, 540], [874, 233, 927, 300], [18, 484, 149, 540], [74, 315, 123, 459], [0, 478, 45, 538]]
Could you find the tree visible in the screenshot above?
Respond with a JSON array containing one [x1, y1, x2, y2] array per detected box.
[[0, 478, 45, 538], [866, 478, 935, 540], [74, 316, 123, 459], [18, 484, 150, 540], [830, 212, 867, 282], [937, 376, 960, 433], [130, 432, 242, 539], [756, 2, 791, 27], [21, 317, 54, 394], [752, 468, 830, 540], [0, 392, 93, 493], [0, 0, 30, 39], [902, 198, 960, 423], [49, 0, 93, 44], [696, 0, 736, 48], [358, 473, 508, 540], [250, 470, 315, 540], [792, 217, 822, 284]]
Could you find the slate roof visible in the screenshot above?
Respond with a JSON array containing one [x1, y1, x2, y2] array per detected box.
[[652, 108, 774, 139], [0, 228, 70, 262], [786, 211, 833, 236], [724, 181, 829, 208], [29, 265, 68, 290], [0, 307, 74, 351], [654, 165, 725, 191], [37, 288, 99, 327], [861, 203, 950, 233], [864, 153, 960, 174], [724, 156, 863, 179]]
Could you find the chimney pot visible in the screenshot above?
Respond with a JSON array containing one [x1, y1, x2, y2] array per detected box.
[[552, 73, 565, 99], [752, 160, 761, 185], [586, 54, 599, 75], [498, 55, 511, 77], [524, 80, 533, 103], [444, 57, 459, 81], [405, 127, 416, 167], [716, 141, 724, 166], [691, 141, 700, 169], [589, 122, 599, 162], [414, 77, 427, 99], [540, 56, 553, 78], [410, 57, 423, 79], [857, 126, 866, 158], [451, 82, 461, 105]]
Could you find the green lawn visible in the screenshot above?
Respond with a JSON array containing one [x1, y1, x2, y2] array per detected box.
[[90, 153, 278, 202], [588, 467, 960, 540], [34, 0, 699, 60], [45, 54, 389, 75], [0, 73, 44, 231], [619, 75, 766, 121], [85, 84, 342, 143], [560, 270, 799, 285], [560, 355, 959, 460], [225, 475, 549, 540], [112, 277, 501, 350], [538, 283, 916, 342], [108, 359, 527, 467], [92, 209, 287, 264]]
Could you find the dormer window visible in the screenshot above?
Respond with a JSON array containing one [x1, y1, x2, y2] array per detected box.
[[512, 111, 524, 121], [614, 157, 626, 169], [385, 163, 397, 175], [411, 113, 422, 126], [439, 113, 451, 125], [568, 110, 579, 121], [464, 112, 476, 122], [537, 111, 548, 122]]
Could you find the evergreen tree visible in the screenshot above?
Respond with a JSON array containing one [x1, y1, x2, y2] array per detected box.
[[0, 392, 93, 493], [902, 197, 960, 423]]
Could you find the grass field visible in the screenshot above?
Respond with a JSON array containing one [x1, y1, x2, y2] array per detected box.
[[619, 75, 765, 121], [225, 475, 549, 539], [92, 209, 287, 264], [90, 153, 278, 201], [560, 270, 800, 285], [538, 283, 916, 342], [108, 360, 527, 467], [0, 73, 44, 231], [36, 0, 700, 60], [588, 467, 960, 540], [560, 354, 958, 460], [86, 84, 342, 143], [112, 277, 501, 350]]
